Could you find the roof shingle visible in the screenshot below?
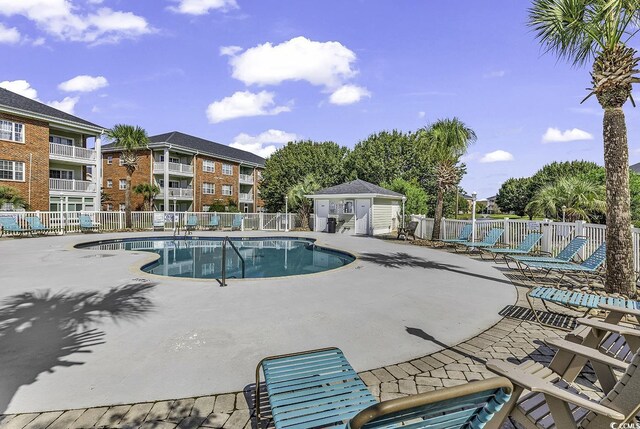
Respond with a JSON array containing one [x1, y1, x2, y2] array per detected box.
[[313, 179, 404, 197]]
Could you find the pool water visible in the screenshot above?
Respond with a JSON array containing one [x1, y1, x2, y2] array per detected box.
[[77, 237, 355, 279]]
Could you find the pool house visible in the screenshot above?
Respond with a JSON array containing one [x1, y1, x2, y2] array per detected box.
[[307, 179, 405, 236]]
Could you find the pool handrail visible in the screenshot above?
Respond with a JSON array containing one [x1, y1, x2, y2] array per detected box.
[[221, 237, 245, 286]]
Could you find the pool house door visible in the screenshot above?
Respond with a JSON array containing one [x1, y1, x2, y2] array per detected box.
[[355, 199, 370, 235], [315, 199, 329, 232]]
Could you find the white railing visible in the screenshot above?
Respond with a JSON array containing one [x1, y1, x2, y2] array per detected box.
[[410, 215, 640, 270], [0, 211, 302, 234], [158, 188, 194, 198], [49, 143, 97, 162], [153, 162, 194, 175], [239, 192, 253, 202], [239, 174, 254, 184], [49, 178, 96, 192]]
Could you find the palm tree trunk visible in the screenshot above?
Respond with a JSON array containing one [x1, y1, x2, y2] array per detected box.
[[431, 188, 444, 240], [603, 107, 635, 296], [125, 169, 133, 229]]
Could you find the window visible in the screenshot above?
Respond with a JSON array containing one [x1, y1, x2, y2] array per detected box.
[[119, 179, 127, 190], [170, 156, 180, 164], [168, 180, 180, 188], [203, 160, 215, 172], [0, 120, 24, 143], [49, 169, 73, 180], [343, 200, 354, 214], [203, 205, 210, 212], [106, 203, 113, 211], [119, 158, 124, 166], [0, 160, 25, 181], [222, 164, 233, 175], [203, 183, 215, 195], [222, 184, 233, 196], [119, 203, 126, 211], [107, 155, 113, 165], [106, 179, 113, 188], [49, 135, 74, 146]]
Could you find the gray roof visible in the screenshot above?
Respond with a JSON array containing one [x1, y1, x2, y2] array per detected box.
[[0, 87, 103, 129], [103, 131, 266, 167], [631, 162, 640, 173], [313, 179, 404, 197]]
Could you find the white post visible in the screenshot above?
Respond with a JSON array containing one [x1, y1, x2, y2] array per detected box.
[[285, 196, 289, 232], [503, 217, 510, 245], [259, 211, 264, 230], [94, 133, 102, 210], [541, 220, 553, 254], [401, 196, 406, 229], [575, 220, 586, 259], [277, 212, 281, 231], [163, 148, 170, 212], [440, 217, 446, 240], [471, 191, 477, 243]]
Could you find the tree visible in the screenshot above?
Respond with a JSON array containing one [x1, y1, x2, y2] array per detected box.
[[0, 186, 27, 210], [525, 177, 606, 222], [133, 183, 160, 211], [381, 178, 428, 222], [496, 178, 533, 217], [529, 0, 639, 295], [261, 140, 348, 211], [107, 124, 149, 228], [529, 161, 601, 192], [418, 118, 476, 240], [287, 175, 320, 230], [206, 199, 239, 212]]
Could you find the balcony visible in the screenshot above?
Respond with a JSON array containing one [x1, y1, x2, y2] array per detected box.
[[158, 187, 194, 199], [239, 173, 254, 184], [153, 162, 194, 176], [49, 178, 96, 193], [49, 143, 97, 163], [239, 192, 254, 202]]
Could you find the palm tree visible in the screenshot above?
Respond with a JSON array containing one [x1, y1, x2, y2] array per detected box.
[[133, 183, 160, 211], [419, 118, 476, 240], [529, 0, 639, 296], [107, 124, 149, 228], [287, 175, 320, 230], [525, 177, 606, 222], [0, 186, 27, 210]]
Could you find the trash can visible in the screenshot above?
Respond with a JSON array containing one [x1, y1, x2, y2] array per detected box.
[[327, 217, 337, 233]]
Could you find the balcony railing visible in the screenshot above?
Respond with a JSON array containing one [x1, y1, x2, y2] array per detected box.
[[239, 192, 254, 202], [49, 143, 96, 162], [158, 187, 194, 199], [49, 178, 96, 192], [153, 162, 193, 175], [239, 173, 254, 184]]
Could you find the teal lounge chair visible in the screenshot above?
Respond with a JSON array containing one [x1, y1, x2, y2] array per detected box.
[[481, 232, 543, 261], [434, 223, 473, 246], [455, 228, 504, 252], [207, 215, 220, 230], [25, 216, 54, 235], [256, 347, 513, 429], [79, 214, 100, 232], [184, 214, 198, 234], [524, 242, 607, 287], [231, 214, 242, 230], [505, 236, 588, 271], [0, 216, 32, 237]]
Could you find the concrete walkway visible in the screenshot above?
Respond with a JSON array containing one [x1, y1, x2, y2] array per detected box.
[[0, 231, 515, 416]]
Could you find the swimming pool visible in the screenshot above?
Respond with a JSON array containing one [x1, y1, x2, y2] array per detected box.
[[77, 236, 355, 279]]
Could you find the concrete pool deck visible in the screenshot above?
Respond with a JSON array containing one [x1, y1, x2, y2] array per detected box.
[[0, 231, 516, 415]]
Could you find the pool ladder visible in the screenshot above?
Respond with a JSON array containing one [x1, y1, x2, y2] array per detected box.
[[220, 236, 245, 286]]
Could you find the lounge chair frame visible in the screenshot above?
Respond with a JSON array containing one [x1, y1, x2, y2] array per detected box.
[[0, 216, 33, 237]]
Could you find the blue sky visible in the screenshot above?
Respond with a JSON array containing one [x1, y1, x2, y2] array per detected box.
[[2, 0, 640, 198]]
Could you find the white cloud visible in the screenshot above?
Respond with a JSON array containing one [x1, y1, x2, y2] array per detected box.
[[329, 84, 371, 105], [542, 127, 594, 143], [226, 36, 358, 88], [479, 150, 514, 163], [58, 75, 108, 92], [47, 96, 79, 114], [168, 0, 237, 15], [0, 0, 153, 44], [219, 45, 242, 56], [418, 111, 426, 118], [483, 70, 507, 79], [230, 129, 298, 158], [206, 90, 290, 123], [0, 80, 38, 99], [0, 23, 20, 44]]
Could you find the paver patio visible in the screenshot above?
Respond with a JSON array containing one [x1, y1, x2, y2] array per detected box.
[[0, 233, 603, 428]]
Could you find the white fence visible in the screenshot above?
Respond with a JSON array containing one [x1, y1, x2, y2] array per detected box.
[[0, 211, 302, 235], [411, 215, 640, 271]]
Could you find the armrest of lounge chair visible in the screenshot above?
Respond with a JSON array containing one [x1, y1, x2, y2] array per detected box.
[[575, 318, 640, 338], [544, 338, 629, 371], [486, 359, 625, 420], [599, 303, 640, 319]]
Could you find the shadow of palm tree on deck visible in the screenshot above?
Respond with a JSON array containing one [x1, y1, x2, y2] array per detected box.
[[358, 252, 513, 286], [0, 281, 156, 414]]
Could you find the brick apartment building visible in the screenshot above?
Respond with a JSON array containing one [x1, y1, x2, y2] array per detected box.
[[101, 131, 265, 212], [0, 87, 105, 212]]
